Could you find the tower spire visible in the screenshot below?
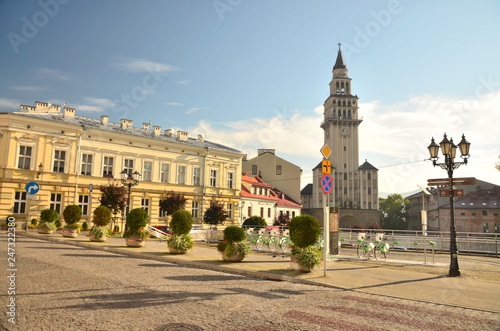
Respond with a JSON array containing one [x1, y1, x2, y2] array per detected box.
[[333, 42, 346, 70]]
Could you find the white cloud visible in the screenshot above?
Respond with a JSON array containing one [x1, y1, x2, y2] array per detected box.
[[34, 68, 76, 81], [75, 97, 116, 112], [0, 98, 21, 109], [112, 57, 178, 73], [10, 85, 44, 92], [178, 79, 190, 85], [190, 90, 500, 195], [166, 102, 183, 106]]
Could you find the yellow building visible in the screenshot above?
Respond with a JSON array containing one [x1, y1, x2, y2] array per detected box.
[[0, 102, 243, 229]]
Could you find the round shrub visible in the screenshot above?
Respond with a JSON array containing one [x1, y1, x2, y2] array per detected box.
[[242, 216, 267, 228], [63, 205, 82, 225], [126, 208, 149, 231], [289, 215, 321, 248], [40, 209, 58, 223], [92, 205, 112, 227], [223, 226, 245, 242], [170, 210, 192, 235]]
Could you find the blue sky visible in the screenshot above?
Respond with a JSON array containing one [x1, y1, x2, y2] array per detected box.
[[1, 0, 499, 196]]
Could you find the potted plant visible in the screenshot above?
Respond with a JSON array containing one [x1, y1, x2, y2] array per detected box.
[[61, 204, 82, 238], [288, 215, 323, 273], [37, 209, 58, 234], [217, 226, 253, 262], [167, 210, 194, 254], [123, 208, 150, 247], [89, 205, 111, 242]]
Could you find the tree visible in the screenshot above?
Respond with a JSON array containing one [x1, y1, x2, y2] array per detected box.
[[379, 194, 410, 230], [159, 191, 187, 216], [203, 200, 227, 228], [99, 183, 127, 229]]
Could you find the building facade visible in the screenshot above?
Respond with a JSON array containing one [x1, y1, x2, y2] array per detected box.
[[242, 149, 302, 204], [302, 46, 379, 227], [0, 102, 243, 229], [407, 180, 500, 233], [240, 173, 301, 225]]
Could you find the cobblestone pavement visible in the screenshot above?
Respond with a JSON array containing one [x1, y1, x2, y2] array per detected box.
[[1, 233, 500, 330]]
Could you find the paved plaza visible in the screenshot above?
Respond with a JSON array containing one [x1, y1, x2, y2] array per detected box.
[[1, 230, 499, 330]]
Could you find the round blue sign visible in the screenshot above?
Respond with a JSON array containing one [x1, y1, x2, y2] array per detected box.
[[321, 174, 333, 194], [25, 181, 40, 194]]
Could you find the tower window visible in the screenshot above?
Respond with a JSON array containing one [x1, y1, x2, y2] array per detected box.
[[344, 146, 346, 151]]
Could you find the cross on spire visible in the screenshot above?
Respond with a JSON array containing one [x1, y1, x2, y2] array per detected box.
[[338, 42, 342, 51]]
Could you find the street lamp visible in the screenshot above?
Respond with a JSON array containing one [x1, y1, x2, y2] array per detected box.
[[120, 169, 141, 213], [427, 133, 470, 277]]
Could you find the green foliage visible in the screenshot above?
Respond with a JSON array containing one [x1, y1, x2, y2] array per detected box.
[[65, 223, 82, 232], [217, 240, 252, 258], [242, 216, 267, 228], [379, 194, 410, 230], [81, 222, 89, 231], [159, 191, 187, 216], [55, 219, 62, 229], [40, 209, 58, 223], [170, 210, 193, 235], [63, 205, 82, 225], [289, 215, 321, 248], [89, 226, 111, 239], [38, 221, 57, 232], [223, 226, 245, 242], [31, 218, 38, 226], [92, 205, 112, 227], [203, 201, 228, 226], [291, 246, 323, 269], [126, 208, 149, 231], [167, 234, 194, 251], [99, 183, 127, 216]]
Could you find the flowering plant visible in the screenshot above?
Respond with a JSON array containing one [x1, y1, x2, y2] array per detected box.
[[89, 226, 111, 239], [123, 227, 150, 241], [167, 234, 194, 251], [217, 240, 252, 258], [291, 246, 323, 270], [38, 221, 57, 232], [64, 223, 82, 233]]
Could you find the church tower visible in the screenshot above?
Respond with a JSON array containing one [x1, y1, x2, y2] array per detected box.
[[316, 44, 379, 227]]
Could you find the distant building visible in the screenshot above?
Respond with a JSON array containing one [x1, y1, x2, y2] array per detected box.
[[242, 149, 302, 204], [406, 180, 500, 233], [0, 101, 243, 228], [240, 173, 301, 225], [302, 45, 379, 227]]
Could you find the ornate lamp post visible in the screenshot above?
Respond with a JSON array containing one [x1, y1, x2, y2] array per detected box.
[[120, 169, 141, 214], [427, 133, 470, 277]]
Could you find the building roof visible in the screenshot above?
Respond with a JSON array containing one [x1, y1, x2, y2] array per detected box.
[[240, 174, 301, 208], [359, 159, 378, 170], [450, 186, 500, 210], [301, 183, 313, 196], [2, 109, 242, 155]]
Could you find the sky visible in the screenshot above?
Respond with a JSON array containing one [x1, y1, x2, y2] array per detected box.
[[1, 0, 499, 197]]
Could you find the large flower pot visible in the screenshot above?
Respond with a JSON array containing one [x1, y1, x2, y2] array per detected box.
[[89, 234, 107, 242], [222, 252, 244, 262], [125, 235, 146, 248], [168, 243, 188, 255], [290, 254, 314, 273], [37, 229, 54, 234], [61, 227, 79, 238]]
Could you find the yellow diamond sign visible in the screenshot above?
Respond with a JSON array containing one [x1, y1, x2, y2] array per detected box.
[[320, 143, 331, 159]]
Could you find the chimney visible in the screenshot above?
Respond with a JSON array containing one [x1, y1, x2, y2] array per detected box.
[[176, 131, 189, 141], [258, 149, 275, 156], [63, 107, 75, 117], [100, 115, 108, 125], [121, 119, 133, 129], [165, 129, 173, 136], [142, 123, 150, 130], [197, 134, 204, 141], [153, 126, 161, 136]]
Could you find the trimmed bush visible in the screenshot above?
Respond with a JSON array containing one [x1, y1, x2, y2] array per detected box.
[[289, 215, 321, 248], [40, 209, 58, 223], [63, 205, 82, 225], [223, 226, 245, 242], [170, 210, 193, 235], [242, 216, 267, 228], [126, 208, 149, 232], [92, 205, 112, 227]]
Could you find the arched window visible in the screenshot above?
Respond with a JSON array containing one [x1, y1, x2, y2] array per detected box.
[[343, 101, 346, 107], [343, 109, 346, 118], [348, 110, 352, 119], [348, 101, 351, 107], [338, 110, 341, 118]]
